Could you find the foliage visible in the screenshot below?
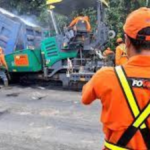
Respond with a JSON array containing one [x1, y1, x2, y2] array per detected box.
[[39, 6, 97, 33], [0, 0, 45, 15], [0, 0, 150, 49], [38, 10, 68, 32], [0, 0, 68, 30], [105, 0, 150, 50]]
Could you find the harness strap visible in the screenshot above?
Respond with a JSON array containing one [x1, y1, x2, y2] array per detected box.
[[115, 66, 150, 148], [133, 103, 150, 128], [115, 66, 146, 128], [105, 104, 150, 150], [117, 103, 150, 147], [104, 141, 129, 150]]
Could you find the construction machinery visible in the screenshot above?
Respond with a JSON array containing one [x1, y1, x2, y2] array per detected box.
[[0, 0, 114, 89]]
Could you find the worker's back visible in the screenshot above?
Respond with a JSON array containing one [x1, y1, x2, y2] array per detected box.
[[82, 7, 150, 150], [82, 55, 150, 149], [102, 56, 150, 149]]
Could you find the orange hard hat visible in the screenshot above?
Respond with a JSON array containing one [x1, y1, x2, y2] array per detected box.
[[124, 7, 150, 40], [116, 38, 123, 43]]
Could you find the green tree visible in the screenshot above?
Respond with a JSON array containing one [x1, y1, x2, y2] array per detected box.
[[105, 0, 149, 49], [0, 0, 45, 15], [136, 0, 150, 7]]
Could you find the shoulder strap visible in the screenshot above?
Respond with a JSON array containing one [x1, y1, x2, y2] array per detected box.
[[115, 66, 150, 148]]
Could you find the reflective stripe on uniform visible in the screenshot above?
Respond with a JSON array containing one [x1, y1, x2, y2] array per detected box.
[[104, 141, 129, 150], [115, 66, 146, 129], [105, 102, 150, 150], [133, 103, 150, 128], [112, 66, 150, 149]]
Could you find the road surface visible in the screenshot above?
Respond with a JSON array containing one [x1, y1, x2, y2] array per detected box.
[[0, 85, 104, 150]]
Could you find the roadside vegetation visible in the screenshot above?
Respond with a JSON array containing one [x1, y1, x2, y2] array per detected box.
[[0, 0, 149, 49]]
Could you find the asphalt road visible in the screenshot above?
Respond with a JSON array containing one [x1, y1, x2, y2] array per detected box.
[[0, 85, 104, 150]]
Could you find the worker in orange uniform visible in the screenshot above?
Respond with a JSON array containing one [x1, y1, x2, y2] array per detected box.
[[63, 14, 91, 48], [82, 7, 150, 150], [0, 47, 8, 86], [115, 38, 128, 66], [103, 47, 115, 66], [103, 47, 114, 56], [69, 14, 91, 32]]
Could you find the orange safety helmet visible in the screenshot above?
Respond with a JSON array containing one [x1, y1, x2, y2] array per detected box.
[[124, 7, 150, 41], [116, 38, 123, 43]]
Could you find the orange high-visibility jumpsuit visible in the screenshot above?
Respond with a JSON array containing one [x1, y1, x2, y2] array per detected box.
[[69, 16, 91, 32], [0, 48, 7, 69], [82, 55, 150, 150], [115, 43, 128, 66], [0, 47, 8, 86]]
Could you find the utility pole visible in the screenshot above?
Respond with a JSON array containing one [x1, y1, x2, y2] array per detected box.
[[49, 10, 59, 35], [46, 0, 63, 35]]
